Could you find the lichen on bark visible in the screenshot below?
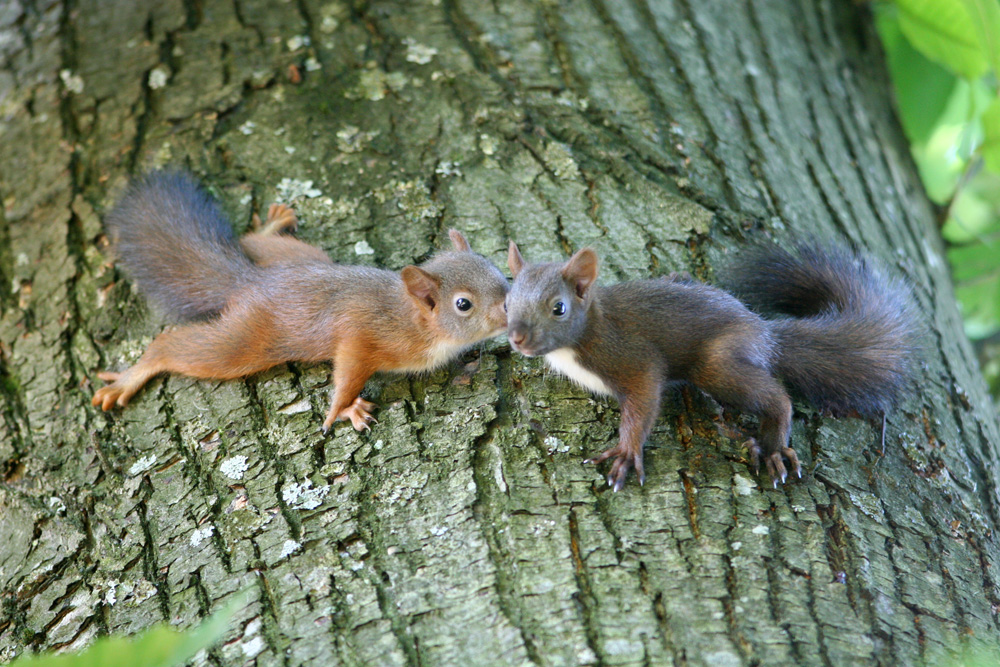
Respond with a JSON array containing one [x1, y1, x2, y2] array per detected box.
[[1, 0, 1000, 665]]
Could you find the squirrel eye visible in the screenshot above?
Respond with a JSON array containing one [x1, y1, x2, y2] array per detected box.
[[456, 297, 473, 312], [503, 299, 508, 313], [552, 301, 566, 316]]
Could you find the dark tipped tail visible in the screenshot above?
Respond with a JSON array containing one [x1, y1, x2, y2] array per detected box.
[[105, 171, 255, 321], [726, 243, 918, 416]]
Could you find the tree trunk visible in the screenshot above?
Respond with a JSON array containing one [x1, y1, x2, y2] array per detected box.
[[2, 0, 999, 665]]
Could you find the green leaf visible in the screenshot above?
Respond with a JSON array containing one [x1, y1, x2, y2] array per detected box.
[[948, 240, 999, 279], [942, 167, 1000, 243], [954, 277, 1000, 339], [8, 591, 250, 667], [981, 97, 1000, 172], [949, 239, 1000, 340], [960, 0, 1000, 78], [876, 8, 958, 145], [896, 0, 988, 79], [910, 78, 990, 202]]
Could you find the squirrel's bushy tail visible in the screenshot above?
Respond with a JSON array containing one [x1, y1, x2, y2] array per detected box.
[[726, 243, 918, 416], [105, 171, 256, 321]]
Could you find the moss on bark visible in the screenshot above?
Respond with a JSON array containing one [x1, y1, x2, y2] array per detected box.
[[2, 0, 999, 665]]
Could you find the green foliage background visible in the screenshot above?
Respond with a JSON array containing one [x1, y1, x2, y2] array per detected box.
[[6, 592, 246, 667], [877, 0, 1000, 400]]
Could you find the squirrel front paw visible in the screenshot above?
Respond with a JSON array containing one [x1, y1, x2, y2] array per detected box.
[[322, 397, 378, 433], [585, 442, 645, 492], [91, 371, 139, 411], [745, 438, 802, 488]]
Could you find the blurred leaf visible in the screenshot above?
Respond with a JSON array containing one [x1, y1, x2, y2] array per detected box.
[[911, 79, 987, 201], [9, 591, 249, 667], [877, 8, 958, 144], [978, 338, 1000, 400], [981, 97, 1000, 172], [960, 0, 1000, 77], [896, 0, 988, 78], [954, 276, 1000, 339], [914, 121, 970, 201], [947, 239, 1000, 339], [947, 239, 1000, 281], [942, 166, 1000, 243]]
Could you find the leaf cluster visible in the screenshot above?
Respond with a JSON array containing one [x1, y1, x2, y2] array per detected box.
[[5, 592, 247, 667], [877, 0, 1000, 398]]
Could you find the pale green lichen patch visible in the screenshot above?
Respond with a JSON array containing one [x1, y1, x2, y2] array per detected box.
[[849, 491, 886, 522], [220, 455, 250, 480], [128, 453, 157, 475], [354, 240, 375, 255], [336, 124, 379, 153], [282, 479, 331, 510], [733, 473, 757, 496], [541, 141, 580, 180], [404, 38, 438, 65], [276, 178, 323, 201], [348, 67, 410, 101], [190, 524, 215, 546]]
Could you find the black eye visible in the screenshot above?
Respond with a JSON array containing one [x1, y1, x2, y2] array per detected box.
[[456, 297, 472, 312], [552, 301, 566, 316], [503, 299, 508, 312]]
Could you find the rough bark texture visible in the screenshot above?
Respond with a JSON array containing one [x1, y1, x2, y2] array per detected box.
[[2, 0, 999, 665]]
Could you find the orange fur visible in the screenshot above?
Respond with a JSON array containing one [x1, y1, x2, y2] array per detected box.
[[94, 174, 509, 432]]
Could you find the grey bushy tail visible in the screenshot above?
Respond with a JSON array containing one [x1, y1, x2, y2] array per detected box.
[[726, 243, 918, 416], [105, 171, 256, 321]]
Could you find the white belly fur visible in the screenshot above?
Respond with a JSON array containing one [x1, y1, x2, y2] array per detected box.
[[397, 340, 470, 373], [544, 348, 613, 396]]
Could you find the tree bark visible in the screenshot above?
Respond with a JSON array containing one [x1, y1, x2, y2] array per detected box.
[[2, 0, 999, 665]]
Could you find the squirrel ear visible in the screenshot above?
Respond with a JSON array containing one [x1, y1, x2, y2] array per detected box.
[[401, 266, 441, 310], [448, 229, 472, 253], [508, 241, 525, 278], [562, 248, 598, 299]]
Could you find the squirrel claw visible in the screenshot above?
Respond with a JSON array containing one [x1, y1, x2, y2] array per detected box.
[[590, 442, 644, 492], [92, 372, 139, 411], [340, 398, 378, 432], [763, 447, 800, 489], [324, 397, 378, 433]]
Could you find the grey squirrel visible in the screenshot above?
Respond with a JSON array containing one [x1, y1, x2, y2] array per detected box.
[[505, 242, 916, 489], [92, 171, 509, 432]]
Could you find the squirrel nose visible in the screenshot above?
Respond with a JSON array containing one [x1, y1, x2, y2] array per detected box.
[[509, 323, 529, 347]]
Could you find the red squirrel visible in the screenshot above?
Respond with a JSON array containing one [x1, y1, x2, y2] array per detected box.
[[92, 171, 508, 432], [505, 242, 916, 489]]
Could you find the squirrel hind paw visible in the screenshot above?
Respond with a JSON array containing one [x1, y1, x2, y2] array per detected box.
[[763, 447, 801, 488], [588, 442, 644, 492], [252, 204, 298, 235], [263, 203, 298, 235]]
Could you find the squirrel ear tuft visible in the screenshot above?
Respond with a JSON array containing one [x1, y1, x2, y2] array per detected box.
[[562, 248, 598, 299], [448, 229, 472, 253], [508, 241, 525, 278], [401, 266, 441, 310]]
